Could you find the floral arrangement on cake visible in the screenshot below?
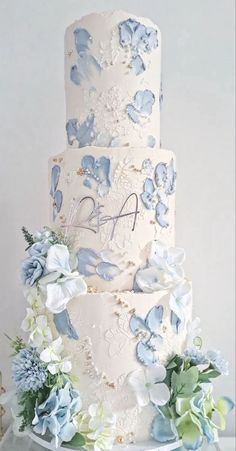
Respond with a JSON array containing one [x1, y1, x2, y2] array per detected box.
[[0, 227, 234, 451]]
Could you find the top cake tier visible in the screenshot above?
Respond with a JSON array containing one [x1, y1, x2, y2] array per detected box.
[[65, 11, 162, 149]]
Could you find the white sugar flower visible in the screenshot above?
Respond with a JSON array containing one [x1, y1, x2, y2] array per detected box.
[[40, 337, 72, 375], [135, 266, 174, 292], [149, 241, 185, 281], [128, 365, 170, 407], [169, 281, 192, 323], [21, 308, 35, 333], [29, 315, 52, 348], [25, 287, 44, 313], [40, 244, 87, 314]]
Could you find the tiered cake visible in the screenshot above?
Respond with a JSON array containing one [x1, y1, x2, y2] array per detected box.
[[48, 11, 192, 442], [3, 10, 233, 451]]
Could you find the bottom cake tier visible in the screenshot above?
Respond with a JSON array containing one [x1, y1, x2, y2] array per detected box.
[[48, 290, 192, 444]]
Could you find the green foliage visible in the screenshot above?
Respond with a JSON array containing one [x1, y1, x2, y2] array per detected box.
[[170, 367, 199, 404], [198, 369, 221, 383], [5, 334, 26, 356], [63, 433, 86, 449], [22, 226, 35, 249], [49, 229, 74, 250]]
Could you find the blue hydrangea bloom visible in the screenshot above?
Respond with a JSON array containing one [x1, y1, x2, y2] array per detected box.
[[21, 255, 46, 286], [206, 350, 229, 376], [12, 347, 47, 392], [184, 349, 209, 366], [32, 382, 82, 447]]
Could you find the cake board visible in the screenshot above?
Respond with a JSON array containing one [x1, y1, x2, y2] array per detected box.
[[29, 432, 183, 451]]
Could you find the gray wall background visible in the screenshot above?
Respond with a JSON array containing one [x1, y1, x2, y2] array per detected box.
[[0, 0, 235, 436]]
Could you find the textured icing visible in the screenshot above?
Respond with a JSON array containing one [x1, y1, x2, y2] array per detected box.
[[49, 147, 176, 292], [65, 11, 161, 148], [47, 290, 192, 441]]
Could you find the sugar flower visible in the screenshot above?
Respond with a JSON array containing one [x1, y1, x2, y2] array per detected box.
[[128, 365, 170, 407], [135, 241, 186, 293], [12, 347, 47, 393], [32, 382, 82, 448], [40, 244, 87, 314], [24, 287, 44, 313], [29, 315, 52, 348], [40, 337, 72, 375], [74, 403, 116, 451], [184, 349, 209, 366], [169, 281, 192, 324], [206, 350, 229, 376], [21, 255, 46, 287]]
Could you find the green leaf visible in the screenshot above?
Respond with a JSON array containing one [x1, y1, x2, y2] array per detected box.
[[199, 370, 221, 382], [171, 367, 199, 400], [63, 433, 85, 449]]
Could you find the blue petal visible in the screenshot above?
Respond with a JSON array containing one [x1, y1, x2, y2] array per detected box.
[[54, 190, 63, 213], [98, 157, 112, 187], [147, 334, 163, 352], [155, 163, 167, 188], [127, 104, 140, 123], [155, 201, 169, 228], [152, 415, 177, 443], [144, 177, 155, 194], [133, 90, 155, 117], [53, 310, 79, 340], [147, 135, 156, 148], [50, 165, 61, 197], [136, 341, 157, 366], [83, 178, 92, 189], [76, 248, 99, 277], [171, 311, 182, 335], [130, 315, 149, 337], [146, 305, 164, 333], [81, 155, 95, 171], [76, 113, 96, 148], [70, 64, 82, 86], [66, 119, 78, 145], [119, 19, 135, 47], [165, 159, 177, 195], [96, 261, 120, 281], [74, 28, 92, 54], [132, 55, 146, 75]]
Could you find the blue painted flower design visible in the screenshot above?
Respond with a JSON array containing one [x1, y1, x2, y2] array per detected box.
[[50, 165, 63, 221], [66, 113, 96, 148], [70, 28, 101, 86], [141, 158, 177, 228], [119, 19, 158, 76], [129, 305, 164, 366], [81, 155, 112, 197], [127, 90, 155, 124], [77, 248, 120, 282]]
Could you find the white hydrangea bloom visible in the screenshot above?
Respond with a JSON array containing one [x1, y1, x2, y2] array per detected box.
[[40, 337, 72, 375]]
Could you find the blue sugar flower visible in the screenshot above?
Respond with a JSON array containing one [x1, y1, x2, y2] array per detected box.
[[32, 382, 82, 448], [12, 347, 47, 393], [152, 414, 177, 443], [21, 255, 46, 286], [206, 350, 229, 376], [184, 349, 209, 366], [29, 241, 50, 257]]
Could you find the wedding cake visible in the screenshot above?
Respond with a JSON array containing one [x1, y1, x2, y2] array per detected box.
[[3, 11, 233, 451]]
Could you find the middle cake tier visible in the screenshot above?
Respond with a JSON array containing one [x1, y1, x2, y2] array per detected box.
[[49, 147, 176, 292]]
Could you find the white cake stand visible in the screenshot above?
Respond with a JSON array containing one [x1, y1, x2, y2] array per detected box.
[[29, 432, 183, 451]]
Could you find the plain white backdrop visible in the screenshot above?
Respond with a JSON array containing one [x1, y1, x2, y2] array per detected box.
[[0, 0, 235, 436]]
